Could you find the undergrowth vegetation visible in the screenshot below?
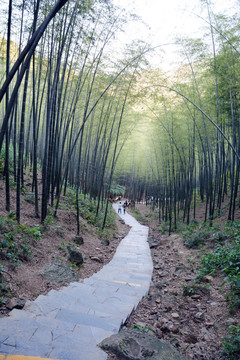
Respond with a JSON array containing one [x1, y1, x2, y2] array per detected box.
[[222, 325, 240, 360], [181, 219, 240, 358], [0, 183, 119, 310], [196, 221, 240, 314], [130, 209, 148, 224], [182, 221, 228, 248], [66, 188, 117, 239], [0, 216, 41, 265], [130, 202, 240, 359], [0, 216, 42, 305]]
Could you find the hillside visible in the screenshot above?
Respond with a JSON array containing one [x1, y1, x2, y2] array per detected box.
[[107, 204, 240, 360], [0, 178, 130, 317], [0, 178, 240, 359]]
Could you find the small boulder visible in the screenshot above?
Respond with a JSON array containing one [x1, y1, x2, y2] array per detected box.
[[6, 298, 25, 310], [148, 237, 160, 248], [74, 235, 84, 245], [67, 245, 83, 265], [101, 239, 110, 246], [99, 328, 187, 360], [39, 263, 78, 284]]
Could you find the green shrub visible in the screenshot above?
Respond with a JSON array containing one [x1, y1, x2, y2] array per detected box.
[[222, 325, 240, 359], [157, 221, 169, 234], [183, 228, 210, 248], [0, 216, 41, 265], [197, 240, 240, 312], [77, 194, 116, 231], [97, 227, 111, 239], [183, 222, 228, 249], [25, 193, 35, 204], [110, 183, 125, 196], [20, 224, 41, 239]]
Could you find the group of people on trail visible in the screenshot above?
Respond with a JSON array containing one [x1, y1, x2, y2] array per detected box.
[[118, 200, 128, 214]]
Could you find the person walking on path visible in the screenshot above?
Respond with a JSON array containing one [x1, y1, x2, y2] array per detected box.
[[118, 201, 122, 214]]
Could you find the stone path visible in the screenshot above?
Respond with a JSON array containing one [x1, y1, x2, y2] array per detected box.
[[0, 205, 153, 360]]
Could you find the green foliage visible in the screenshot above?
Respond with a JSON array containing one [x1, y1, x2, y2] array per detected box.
[[40, 212, 54, 232], [20, 241, 31, 260], [58, 241, 67, 251], [0, 262, 10, 305], [182, 284, 210, 297], [131, 209, 148, 224], [1, 232, 19, 265], [182, 222, 228, 248], [8, 211, 16, 219], [131, 323, 153, 332], [77, 193, 116, 238], [65, 187, 76, 202], [197, 221, 240, 312], [77, 194, 97, 224], [97, 227, 110, 239], [0, 156, 4, 174], [78, 195, 100, 225], [157, 221, 169, 234], [25, 193, 35, 204], [0, 216, 41, 265], [183, 228, 210, 248], [110, 183, 125, 196], [182, 285, 197, 296], [68, 262, 82, 271], [96, 206, 116, 230], [222, 325, 240, 359], [181, 219, 199, 235], [225, 220, 240, 239], [19, 224, 41, 239]]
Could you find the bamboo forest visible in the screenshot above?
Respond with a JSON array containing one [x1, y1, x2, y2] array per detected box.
[[1, 0, 240, 359], [1, 0, 240, 230]]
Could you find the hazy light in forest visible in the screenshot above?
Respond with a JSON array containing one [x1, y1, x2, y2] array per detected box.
[[113, 0, 238, 68]]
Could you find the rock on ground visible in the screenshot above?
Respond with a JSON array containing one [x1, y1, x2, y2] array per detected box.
[[39, 263, 78, 284], [67, 245, 84, 265], [99, 328, 187, 360]]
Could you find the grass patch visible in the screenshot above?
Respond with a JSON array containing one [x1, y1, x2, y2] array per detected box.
[[130, 209, 148, 224]]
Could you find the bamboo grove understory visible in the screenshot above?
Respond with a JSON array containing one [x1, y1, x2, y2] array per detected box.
[[1, 0, 240, 233]]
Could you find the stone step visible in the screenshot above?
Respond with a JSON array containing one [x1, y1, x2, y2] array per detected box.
[[0, 204, 153, 360], [1, 311, 111, 359]]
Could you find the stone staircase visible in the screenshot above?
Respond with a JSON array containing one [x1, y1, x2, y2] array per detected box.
[[0, 206, 153, 360]]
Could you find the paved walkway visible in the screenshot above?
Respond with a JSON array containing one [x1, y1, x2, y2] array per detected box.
[[0, 205, 153, 360]]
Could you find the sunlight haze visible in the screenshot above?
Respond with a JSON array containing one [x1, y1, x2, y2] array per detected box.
[[113, 0, 238, 68]]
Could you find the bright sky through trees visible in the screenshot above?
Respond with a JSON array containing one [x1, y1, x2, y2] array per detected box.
[[113, 0, 238, 68]]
